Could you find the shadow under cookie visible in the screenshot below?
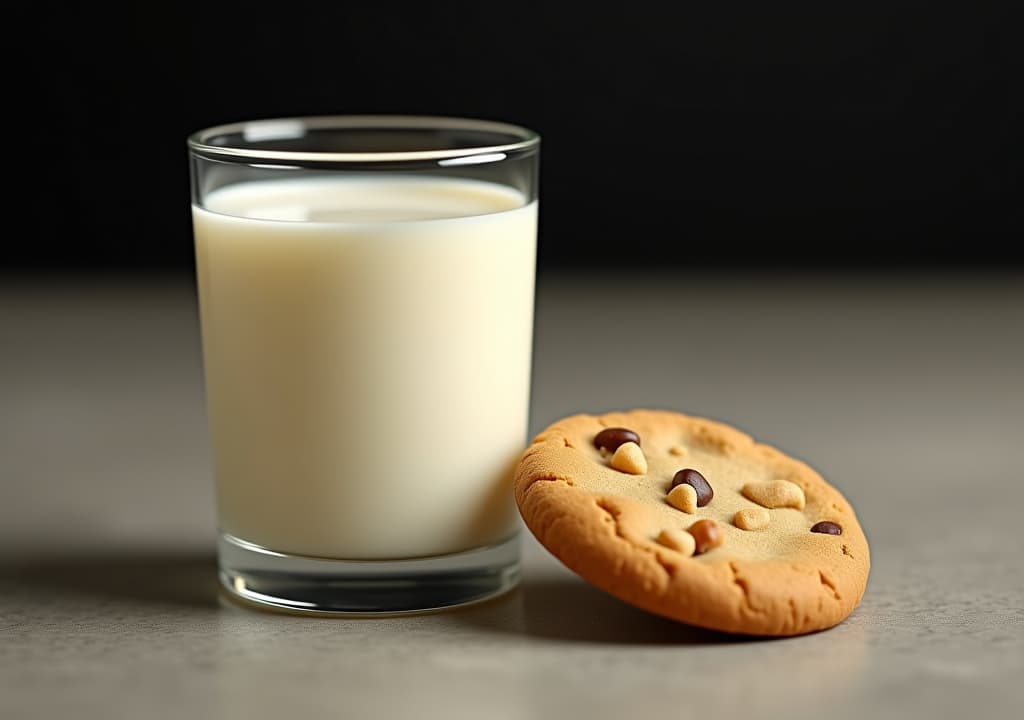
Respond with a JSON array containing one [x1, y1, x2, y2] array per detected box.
[[452, 574, 766, 645]]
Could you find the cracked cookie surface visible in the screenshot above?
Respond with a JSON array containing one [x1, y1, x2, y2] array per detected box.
[[514, 409, 870, 636]]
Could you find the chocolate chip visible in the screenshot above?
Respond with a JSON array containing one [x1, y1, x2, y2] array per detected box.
[[810, 521, 842, 535], [687, 519, 724, 555], [671, 468, 713, 507], [593, 427, 641, 452]]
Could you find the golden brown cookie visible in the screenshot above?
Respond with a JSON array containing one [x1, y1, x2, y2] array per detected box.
[[514, 409, 870, 636]]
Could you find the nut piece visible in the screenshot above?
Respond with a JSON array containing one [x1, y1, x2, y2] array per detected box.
[[688, 519, 724, 555], [609, 441, 647, 475], [656, 528, 696, 556], [741, 480, 806, 510], [734, 507, 770, 530], [668, 445, 688, 457], [666, 483, 698, 513]]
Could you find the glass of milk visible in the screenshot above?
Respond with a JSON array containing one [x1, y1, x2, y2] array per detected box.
[[187, 116, 539, 614]]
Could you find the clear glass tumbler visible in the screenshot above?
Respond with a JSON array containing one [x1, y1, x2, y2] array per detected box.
[[187, 116, 539, 614]]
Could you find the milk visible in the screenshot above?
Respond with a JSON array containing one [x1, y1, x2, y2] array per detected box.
[[192, 177, 536, 560]]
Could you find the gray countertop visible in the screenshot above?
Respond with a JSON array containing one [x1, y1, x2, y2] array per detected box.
[[2, 272, 1022, 719]]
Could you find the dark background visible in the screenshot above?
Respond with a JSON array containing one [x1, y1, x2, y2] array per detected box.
[[14, 2, 1021, 273]]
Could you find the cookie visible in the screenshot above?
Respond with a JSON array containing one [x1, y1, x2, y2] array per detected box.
[[514, 409, 870, 636]]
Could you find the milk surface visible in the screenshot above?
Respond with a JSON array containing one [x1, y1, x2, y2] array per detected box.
[[192, 176, 536, 559]]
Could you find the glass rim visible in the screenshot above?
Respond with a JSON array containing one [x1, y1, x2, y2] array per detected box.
[[187, 114, 540, 165]]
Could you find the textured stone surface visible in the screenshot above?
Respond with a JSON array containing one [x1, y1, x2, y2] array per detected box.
[[2, 273, 1022, 719]]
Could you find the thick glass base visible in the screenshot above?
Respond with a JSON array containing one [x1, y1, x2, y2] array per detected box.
[[218, 532, 520, 616]]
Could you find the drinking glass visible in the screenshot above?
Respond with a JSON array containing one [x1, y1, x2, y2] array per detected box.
[[188, 116, 539, 613]]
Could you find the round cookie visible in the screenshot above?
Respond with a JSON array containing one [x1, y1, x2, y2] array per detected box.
[[514, 409, 870, 636]]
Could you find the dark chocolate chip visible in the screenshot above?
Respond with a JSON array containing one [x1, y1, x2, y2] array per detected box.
[[593, 427, 641, 452], [810, 521, 842, 535], [671, 468, 713, 507]]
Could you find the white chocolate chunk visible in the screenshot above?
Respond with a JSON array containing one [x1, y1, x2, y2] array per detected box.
[[610, 441, 647, 475], [734, 507, 771, 530], [741, 480, 806, 510], [656, 528, 696, 556], [666, 483, 698, 513]]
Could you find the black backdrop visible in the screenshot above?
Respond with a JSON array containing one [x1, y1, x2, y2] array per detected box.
[[14, 2, 1021, 272]]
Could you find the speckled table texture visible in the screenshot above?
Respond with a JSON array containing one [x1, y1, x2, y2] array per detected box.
[[2, 273, 1022, 719]]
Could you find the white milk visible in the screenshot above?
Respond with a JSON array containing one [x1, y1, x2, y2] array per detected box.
[[192, 177, 536, 559]]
